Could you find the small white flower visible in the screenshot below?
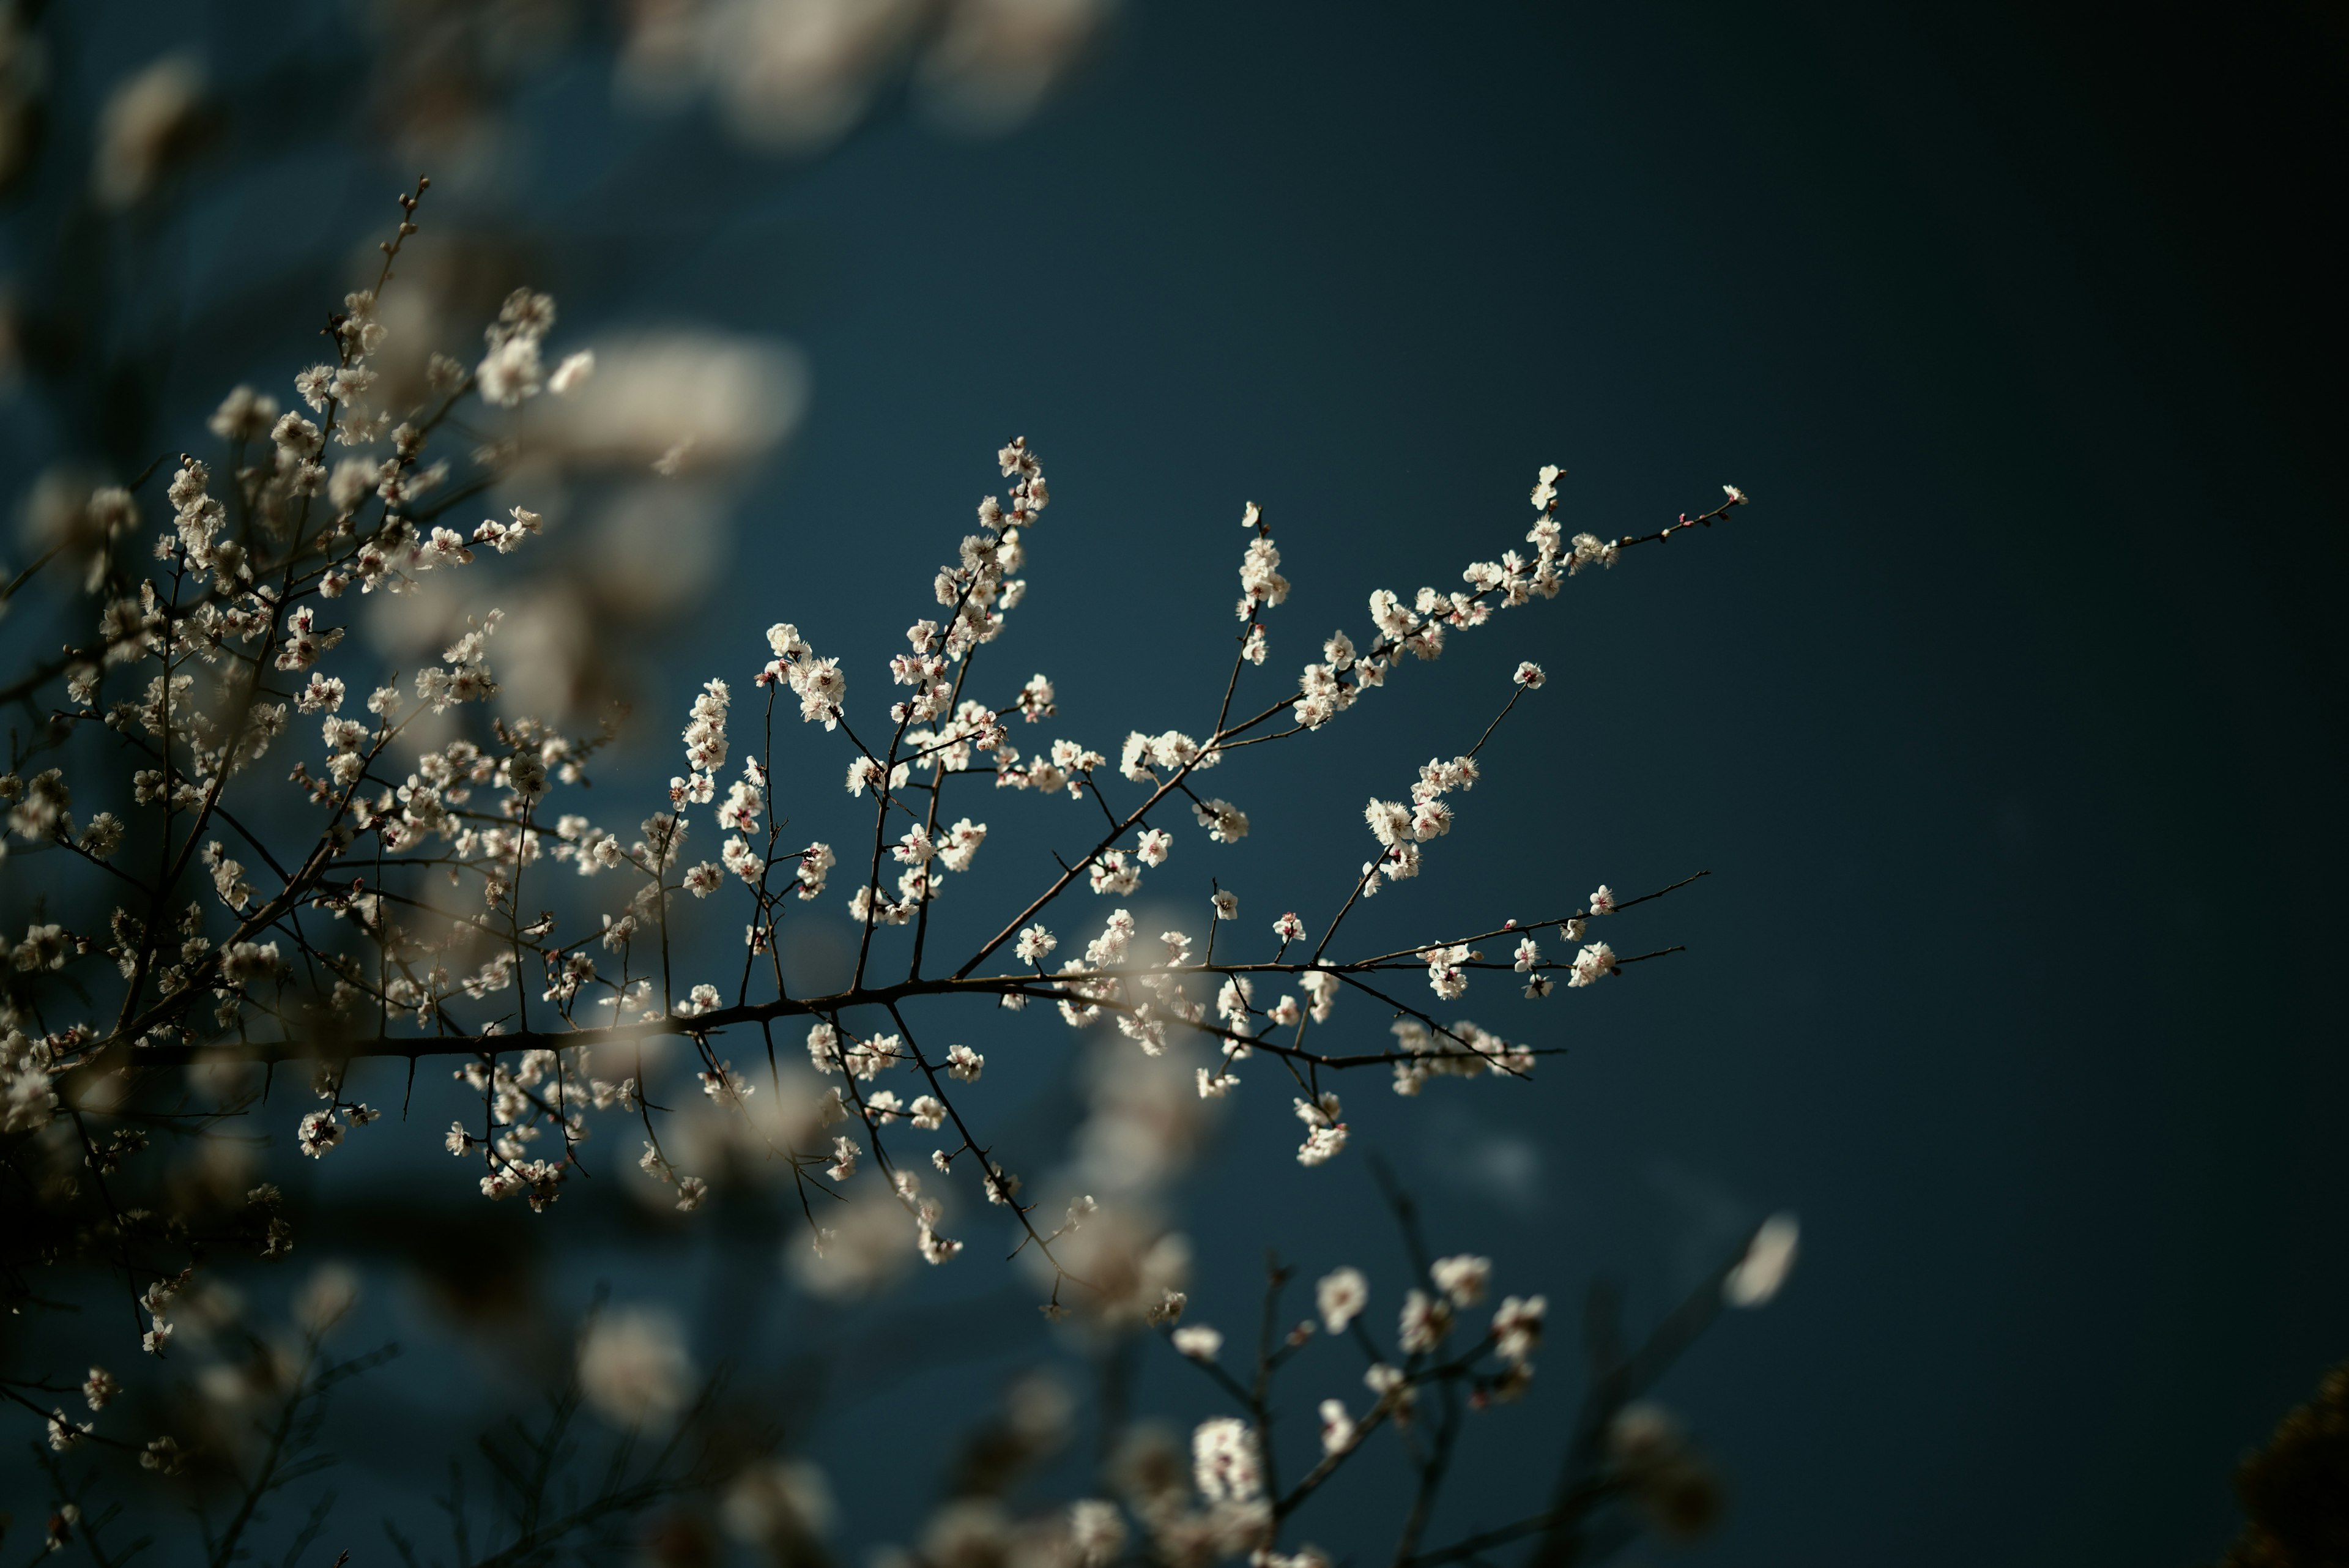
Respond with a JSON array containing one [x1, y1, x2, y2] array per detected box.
[[1491, 1295, 1547, 1363], [1192, 1417, 1263, 1504], [1531, 464, 1564, 511], [1567, 941, 1616, 988], [295, 1109, 343, 1158], [1430, 1254, 1490, 1309], [825, 1136, 859, 1182], [82, 1369, 117, 1411], [47, 1409, 87, 1452], [1425, 943, 1469, 1001], [1398, 1288, 1452, 1353], [1294, 1093, 1346, 1165], [1318, 1398, 1357, 1455], [1316, 1266, 1368, 1334]]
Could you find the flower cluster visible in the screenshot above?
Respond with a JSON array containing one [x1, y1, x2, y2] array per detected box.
[[0, 188, 1759, 1419]]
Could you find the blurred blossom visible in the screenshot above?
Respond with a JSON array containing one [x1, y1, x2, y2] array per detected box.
[[1032, 1200, 1190, 1326], [294, 1264, 361, 1334], [488, 582, 604, 720], [665, 0, 926, 151], [655, 1060, 833, 1197], [918, 0, 1108, 135], [1004, 1368, 1076, 1445], [90, 51, 209, 209], [180, 1132, 261, 1210], [1723, 1212, 1800, 1308], [524, 330, 807, 472], [584, 489, 729, 617], [1107, 1423, 1186, 1514], [363, 0, 579, 182], [364, 329, 804, 724], [932, 1370, 1080, 1508], [169, 1277, 247, 1345], [1606, 1402, 1726, 1542], [920, 1499, 1015, 1568], [1009, 1025, 1211, 1328], [724, 1457, 837, 1556], [1064, 1036, 1215, 1200], [578, 1305, 696, 1427], [197, 1342, 302, 1414], [617, 0, 1110, 152], [15, 466, 136, 595], [793, 1181, 922, 1298]]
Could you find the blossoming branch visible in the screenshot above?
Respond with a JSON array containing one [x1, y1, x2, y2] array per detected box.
[[1, 183, 1752, 1328]]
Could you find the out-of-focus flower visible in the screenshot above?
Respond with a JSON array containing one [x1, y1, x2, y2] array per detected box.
[[363, 330, 806, 725], [723, 1457, 836, 1553], [523, 330, 806, 473], [577, 1306, 696, 1427], [294, 1265, 360, 1334], [1315, 1267, 1367, 1334], [1723, 1212, 1800, 1307], [91, 53, 209, 209], [917, 0, 1110, 135], [617, 0, 1111, 153], [1607, 1402, 1726, 1542]]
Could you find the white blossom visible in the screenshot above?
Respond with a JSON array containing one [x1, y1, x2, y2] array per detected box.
[[577, 1307, 694, 1428], [1316, 1266, 1368, 1334], [1190, 1418, 1262, 1504], [1530, 463, 1564, 511], [1430, 1254, 1490, 1308], [1567, 941, 1616, 987], [1318, 1398, 1357, 1455], [1398, 1288, 1452, 1353], [1425, 944, 1470, 1001], [1171, 1324, 1222, 1361], [1492, 1295, 1547, 1362], [1069, 1501, 1126, 1568], [548, 349, 596, 395], [1294, 1093, 1346, 1166], [1192, 797, 1249, 843], [1724, 1213, 1800, 1307]]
